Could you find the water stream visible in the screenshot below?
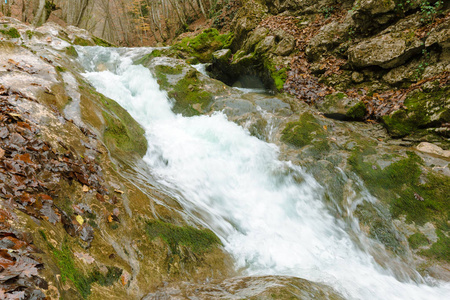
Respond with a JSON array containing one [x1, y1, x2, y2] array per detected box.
[[76, 47, 450, 300]]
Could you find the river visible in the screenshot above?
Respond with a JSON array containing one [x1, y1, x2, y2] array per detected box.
[[76, 46, 450, 300]]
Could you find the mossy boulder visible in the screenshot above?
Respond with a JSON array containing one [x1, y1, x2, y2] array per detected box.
[[316, 92, 366, 121], [168, 70, 213, 116], [281, 113, 326, 148], [382, 86, 450, 138], [172, 28, 233, 63], [99, 95, 147, 156], [145, 220, 221, 255]]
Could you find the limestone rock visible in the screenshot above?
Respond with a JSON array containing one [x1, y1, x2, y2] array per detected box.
[[358, 0, 396, 15], [212, 49, 232, 63], [426, 19, 450, 49], [275, 34, 296, 56], [348, 31, 423, 69], [231, 0, 268, 51], [242, 26, 269, 53], [306, 15, 355, 61], [255, 35, 276, 54], [352, 71, 365, 83], [416, 142, 450, 158]]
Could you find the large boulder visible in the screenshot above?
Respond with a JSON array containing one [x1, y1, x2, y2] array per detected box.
[[348, 31, 423, 69], [382, 86, 450, 138]]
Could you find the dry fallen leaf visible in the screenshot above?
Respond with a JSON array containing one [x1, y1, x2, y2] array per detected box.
[[76, 215, 84, 225], [82, 185, 89, 193], [0, 147, 5, 159]]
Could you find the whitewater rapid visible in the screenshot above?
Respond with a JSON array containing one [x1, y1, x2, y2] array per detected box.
[[76, 47, 450, 300]]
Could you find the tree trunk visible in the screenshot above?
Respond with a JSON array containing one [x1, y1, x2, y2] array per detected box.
[[32, 0, 45, 26]]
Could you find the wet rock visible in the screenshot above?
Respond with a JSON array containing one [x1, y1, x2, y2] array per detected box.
[[143, 275, 345, 300]]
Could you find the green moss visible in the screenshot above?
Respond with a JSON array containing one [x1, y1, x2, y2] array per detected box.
[[39, 232, 122, 298], [168, 70, 212, 116], [155, 64, 183, 75], [263, 59, 287, 91], [95, 92, 147, 156], [92, 36, 114, 47], [408, 232, 429, 249], [73, 36, 93, 46], [145, 220, 221, 255], [346, 101, 366, 120], [89, 266, 123, 286], [0, 27, 20, 38], [349, 149, 450, 261], [133, 50, 167, 66], [382, 87, 449, 137], [26, 30, 34, 39], [420, 230, 450, 262], [65, 46, 78, 58], [55, 65, 67, 73], [172, 28, 233, 62], [53, 241, 92, 298], [281, 113, 325, 148]]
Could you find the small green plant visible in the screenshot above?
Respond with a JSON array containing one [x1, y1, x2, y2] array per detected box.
[[396, 0, 415, 12], [419, 0, 443, 23], [414, 49, 430, 80], [348, 27, 356, 41], [320, 6, 335, 18]]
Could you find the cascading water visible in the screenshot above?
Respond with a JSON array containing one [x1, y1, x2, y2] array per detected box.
[[76, 47, 450, 300]]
